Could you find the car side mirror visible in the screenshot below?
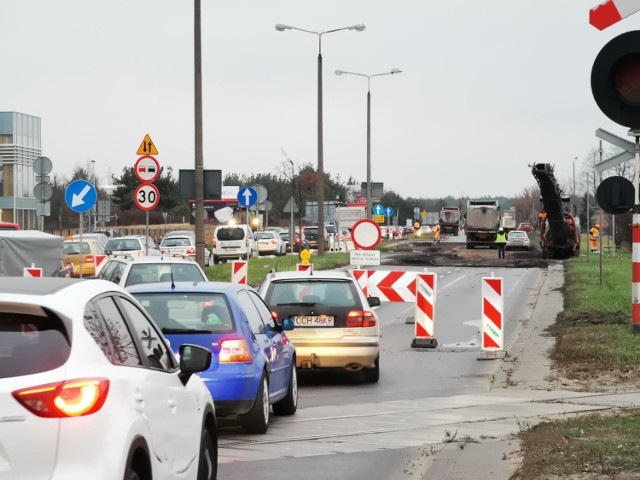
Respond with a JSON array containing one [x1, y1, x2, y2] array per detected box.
[[178, 344, 212, 385], [367, 297, 381, 307]]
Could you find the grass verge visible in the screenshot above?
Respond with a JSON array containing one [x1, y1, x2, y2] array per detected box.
[[513, 249, 640, 479]]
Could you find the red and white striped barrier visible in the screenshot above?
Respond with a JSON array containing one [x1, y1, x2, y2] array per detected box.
[[350, 268, 368, 297], [231, 260, 248, 284], [23, 266, 43, 278], [366, 270, 416, 302], [411, 273, 438, 348], [633, 220, 640, 334], [481, 276, 504, 352], [590, 0, 640, 30], [297, 263, 313, 272], [94, 255, 108, 275]]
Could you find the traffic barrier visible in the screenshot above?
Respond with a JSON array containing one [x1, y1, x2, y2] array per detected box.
[[633, 222, 640, 333], [350, 268, 368, 297], [23, 264, 42, 278], [231, 260, 248, 284], [297, 263, 313, 272], [479, 275, 504, 358], [366, 270, 416, 302], [411, 272, 438, 348], [94, 255, 108, 275]]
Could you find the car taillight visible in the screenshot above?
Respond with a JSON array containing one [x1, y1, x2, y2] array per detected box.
[[219, 339, 253, 363], [212, 238, 217, 248], [12, 378, 110, 418], [346, 311, 377, 328], [85, 255, 94, 264], [271, 310, 279, 321], [186, 248, 195, 255]]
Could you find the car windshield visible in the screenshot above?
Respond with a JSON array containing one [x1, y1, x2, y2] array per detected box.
[[257, 232, 275, 240], [106, 238, 142, 251], [63, 241, 91, 254], [133, 293, 234, 333], [125, 263, 206, 286], [266, 280, 359, 308]]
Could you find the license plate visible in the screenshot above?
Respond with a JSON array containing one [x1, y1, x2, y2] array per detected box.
[[294, 315, 335, 327]]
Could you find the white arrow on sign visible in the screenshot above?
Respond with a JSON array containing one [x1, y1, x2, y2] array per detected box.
[[72, 185, 91, 207], [243, 189, 253, 205], [590, 0, 640, 30]]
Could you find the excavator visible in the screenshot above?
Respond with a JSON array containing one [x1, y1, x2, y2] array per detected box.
[[531, 163, 581, 259]]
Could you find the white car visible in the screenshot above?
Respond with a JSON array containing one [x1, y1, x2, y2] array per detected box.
[[0, 277, 217, 480], [96, 256, 208, 287], [212, 225, 258, 263], [105, 235, 161, 257], [160, 234, 213, 267], [506, 229, 531, 250], [256, 231, 287, 256]]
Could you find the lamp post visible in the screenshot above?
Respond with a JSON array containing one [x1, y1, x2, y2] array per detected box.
[[276, 23, 365, 255], [335, 68, 402, 219], [289, 159, 295, 254]]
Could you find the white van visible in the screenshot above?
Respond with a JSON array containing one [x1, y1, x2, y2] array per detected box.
[[212, 225, 258, 263]]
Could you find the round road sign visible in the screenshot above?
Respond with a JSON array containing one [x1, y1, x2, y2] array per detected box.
[[134, 155, 161, 183], [134, 183, 160, 211], [351, 219, 382, 250]]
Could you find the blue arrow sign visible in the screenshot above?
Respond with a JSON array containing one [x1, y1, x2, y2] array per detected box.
[[384, 206, 395, 218], [65, 179, 97, 213], [237, 186, 258, 208], [373, 204, 384, 216]]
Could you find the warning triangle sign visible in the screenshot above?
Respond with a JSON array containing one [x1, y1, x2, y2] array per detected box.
[[136, 134, 159, 155]]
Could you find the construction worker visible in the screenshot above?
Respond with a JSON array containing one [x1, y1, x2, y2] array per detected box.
[[495, 227, 507, 259], [590, 224, 600, 253], [433, 221, 441, 243]]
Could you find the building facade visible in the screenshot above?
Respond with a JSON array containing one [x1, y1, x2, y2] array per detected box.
[[0, 111, 41, 227]]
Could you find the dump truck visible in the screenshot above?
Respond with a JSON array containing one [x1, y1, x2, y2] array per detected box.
[[500, 207, 517, 232], [465, 200, 501, 249], [438, 207, 461, 235], [531, 163, 580, 259], [0, 230, 65, 276]]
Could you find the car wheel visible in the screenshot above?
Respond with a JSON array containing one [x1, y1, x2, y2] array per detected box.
[[363, 354, 380, 383], [197, 427, 217, 480], [273, 364, 297, 416], [241, 373, 269, 434]]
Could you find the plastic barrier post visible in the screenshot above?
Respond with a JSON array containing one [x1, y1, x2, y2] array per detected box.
[[479, 275, 505, 360], [350, 268, 368, 297], [231, 260, 248, 284], [296, 263, 313, 272], [411, 272, 438, 348]]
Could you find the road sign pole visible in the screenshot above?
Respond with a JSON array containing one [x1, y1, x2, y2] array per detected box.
[[79, 213, 83, 279], [145, 211, 150, 256]]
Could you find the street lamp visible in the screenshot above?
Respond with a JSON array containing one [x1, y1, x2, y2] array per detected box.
[[275, 22, 365, 255], [334, 68, 402, 219], [289, 159, 295, 254]]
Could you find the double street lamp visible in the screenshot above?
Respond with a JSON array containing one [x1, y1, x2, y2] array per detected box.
[[334, 68, 402, 219], [275, 23, 365, 255]]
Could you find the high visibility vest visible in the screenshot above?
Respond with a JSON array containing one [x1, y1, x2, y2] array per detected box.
[[495, 232, 507, 244]]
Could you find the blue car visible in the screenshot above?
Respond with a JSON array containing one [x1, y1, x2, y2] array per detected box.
[[128, 281, 297, 434]]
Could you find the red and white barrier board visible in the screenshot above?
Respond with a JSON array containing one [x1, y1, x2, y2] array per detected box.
[[481, 277, 504, 351], [94, 255, 108, 275], [413, 273, 437, 345], [366, 270, 416, 302], [590, 0, 640, 30], [296, 263, 313, 272], [23, 267, 43, 278], [350, 269, 369, 297], [231, 260, 248, 284]]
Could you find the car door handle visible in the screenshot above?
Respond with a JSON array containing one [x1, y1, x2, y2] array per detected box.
[[167, 398, 177, 413]]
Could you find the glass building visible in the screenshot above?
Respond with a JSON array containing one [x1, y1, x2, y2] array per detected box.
[[0, 111, 41, 227]]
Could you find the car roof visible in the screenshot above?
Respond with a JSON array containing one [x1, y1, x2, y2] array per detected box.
[[264, 270, 352, 281], [0, 277, 126, 298], [106, 256, 198, 265]]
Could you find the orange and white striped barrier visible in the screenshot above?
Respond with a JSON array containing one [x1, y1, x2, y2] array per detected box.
[[350, 268, 368, 297], [411, 272, 438, 348], [366, 270, 416, 302], [297, 263, 313, 272], [231, 260, 248, 284], [480, 276, 504, 356]]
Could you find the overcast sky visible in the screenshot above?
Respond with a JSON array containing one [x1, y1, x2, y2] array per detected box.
[[2, 1, 635, 199]]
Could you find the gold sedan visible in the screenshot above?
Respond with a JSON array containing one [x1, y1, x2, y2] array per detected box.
[[63, 239, 106, 277]]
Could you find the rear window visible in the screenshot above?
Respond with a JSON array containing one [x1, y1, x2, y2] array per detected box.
[[0, 310, 71, 379], [216, 227, 246, 241], [64, 241, 91, 254], [126, 263, 206, 286], [305, 228, 318, 239], [266, 280, 360, 308], [160, 237, 192, 247], [133, 293, 234, 333], [257, 232, 275, 240], [106, 238, 142, 251]]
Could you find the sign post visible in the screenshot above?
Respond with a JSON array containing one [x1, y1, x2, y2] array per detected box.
[[133, 135, 161, 256], [65, 179, 97, 278], [237, 186, 258, 228]]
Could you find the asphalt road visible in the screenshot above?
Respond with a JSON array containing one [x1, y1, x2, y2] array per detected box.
[[218, 264, 544, 479]]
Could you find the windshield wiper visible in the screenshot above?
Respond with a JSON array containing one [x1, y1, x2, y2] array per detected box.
[[161, 328, 211, 334]]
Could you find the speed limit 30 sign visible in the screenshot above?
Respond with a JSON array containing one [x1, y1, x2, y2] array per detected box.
[[134, 183, 160, 211]]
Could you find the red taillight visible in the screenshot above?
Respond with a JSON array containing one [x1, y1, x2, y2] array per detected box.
[[219, 339, 253, 363], [186, 248, 195, 255], [85, 255, 94, 264], [271, 310, 280, 321], [346, 311, 377, 328], [12, 378, 110, 418]]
